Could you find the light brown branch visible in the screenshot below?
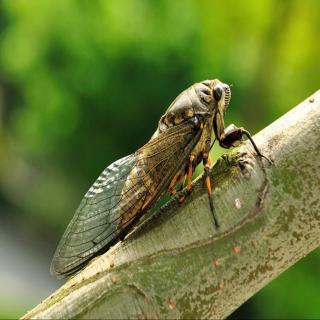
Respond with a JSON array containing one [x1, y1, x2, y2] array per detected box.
[[22, 90, 320, 319]]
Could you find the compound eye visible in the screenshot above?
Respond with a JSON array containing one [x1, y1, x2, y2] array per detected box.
[[213, 85, 223, 101]]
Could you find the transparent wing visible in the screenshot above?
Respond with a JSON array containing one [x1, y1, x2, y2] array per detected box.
[[50, 154, 136, 277], [51, 119, 202, 277]]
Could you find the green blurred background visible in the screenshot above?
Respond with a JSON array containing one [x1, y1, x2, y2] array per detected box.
[[0, 0, 319, 318]]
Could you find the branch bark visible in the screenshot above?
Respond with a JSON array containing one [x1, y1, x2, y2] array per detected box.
[[22, 91, 320, 319]]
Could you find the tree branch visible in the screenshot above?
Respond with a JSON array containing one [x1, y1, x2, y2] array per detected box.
[[22, 91, 320, 319]]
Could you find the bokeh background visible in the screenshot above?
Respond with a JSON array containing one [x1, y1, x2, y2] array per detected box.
[[0, 0, 319, 318]]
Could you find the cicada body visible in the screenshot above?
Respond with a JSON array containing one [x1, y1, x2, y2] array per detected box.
[[51, 79, 266, 277]]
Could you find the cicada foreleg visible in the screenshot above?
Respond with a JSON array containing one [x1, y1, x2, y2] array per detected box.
[[219, 124, 272, 164], [203, 141, 219, 228]]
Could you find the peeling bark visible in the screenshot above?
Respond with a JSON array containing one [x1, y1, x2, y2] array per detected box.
[[22, 91, 320, 319]]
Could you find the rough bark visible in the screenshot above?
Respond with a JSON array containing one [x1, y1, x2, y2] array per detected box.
[[22, 91, 320, 319]]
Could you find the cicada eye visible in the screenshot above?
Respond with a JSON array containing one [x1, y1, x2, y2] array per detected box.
[[213, 86, 223, 101]]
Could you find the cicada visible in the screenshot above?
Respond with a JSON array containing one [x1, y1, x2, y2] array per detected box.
[[51, 79, 267, 277]]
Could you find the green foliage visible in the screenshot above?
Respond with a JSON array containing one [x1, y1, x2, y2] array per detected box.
[[0, 0, 319, 318]]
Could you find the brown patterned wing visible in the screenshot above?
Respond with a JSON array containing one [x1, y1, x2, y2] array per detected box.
[[50, 118, 202, 277]]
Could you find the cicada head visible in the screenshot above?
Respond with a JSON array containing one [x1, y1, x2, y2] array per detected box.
[[198, 79, 231, 116]]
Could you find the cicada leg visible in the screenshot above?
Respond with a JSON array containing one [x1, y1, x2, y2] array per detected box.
[[187, 154, 195, 193], [176, 174, 187, 204], [219, 124, 272, 164], [177, 154, 195, 204], [178, 174, 187, 191], [168, 171, 181, 196], [203, 152, 219, 228]]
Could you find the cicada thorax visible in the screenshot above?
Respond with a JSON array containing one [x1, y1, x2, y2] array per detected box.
[[154, 80, 219, 193], [156, 80, 216, 135]]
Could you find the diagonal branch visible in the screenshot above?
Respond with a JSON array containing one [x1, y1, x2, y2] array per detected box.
[[22, 90, 320, 319]]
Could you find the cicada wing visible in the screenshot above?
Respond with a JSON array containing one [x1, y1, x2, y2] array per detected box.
[[134, 118, 203, 212], [50, 154, 136, 277], [112, 120, 203, 232], [51, 118, 203, 278]]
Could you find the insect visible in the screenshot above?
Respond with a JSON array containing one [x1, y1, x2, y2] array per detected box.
[[51, 79, 268, 277]]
